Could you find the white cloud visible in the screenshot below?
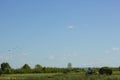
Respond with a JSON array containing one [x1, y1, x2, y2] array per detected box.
[[47, 55, 55, 60], [105, 50, 110, 54], [46, 53, 79, 61], [21, 52, 29, 56], [68, 26, 75, 29], [0, 51, 30, 63], [112, 48, 119, 51], [105, 47, 120, 54], [0, 55, 13, 62], [63, 53, 78, 58]]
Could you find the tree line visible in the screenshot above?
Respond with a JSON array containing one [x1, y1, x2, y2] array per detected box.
[[0, 62, 120, 75], [0, 62, 84, 74]]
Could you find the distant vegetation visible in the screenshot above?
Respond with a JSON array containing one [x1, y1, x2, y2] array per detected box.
[[0, 62, 84, 74], [99, 67, 112, 75], [0, 62, 119, 75], [0, 62, 120, 80]]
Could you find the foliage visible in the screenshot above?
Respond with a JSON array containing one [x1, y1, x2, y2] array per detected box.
[[22, 64, 31, 70], [99, 67, 112, 75], [0, 62, 13, 74], [33, 64, 42, 73], [1, 62, 11, 70], [86, 68, 97, 75], [0, 69, 2, 76], [35, 64, 42, 69], [119, 66, 120, 71], [20, 64, 31, 73], [0, 62, 116, 76]]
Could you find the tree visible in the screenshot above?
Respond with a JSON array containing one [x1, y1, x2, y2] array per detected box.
[[67, 62, 72, 72], [21, 64, 31, 73], [35, 64, 42, 69], [1, 62, 12, 74], [86, 68, 96, 75], [22, 64, 31, 70], [67, 62, 72, 69], [33, 64, 42, 73], [119, 66, 120, 71], [99, 67, 112, 75]]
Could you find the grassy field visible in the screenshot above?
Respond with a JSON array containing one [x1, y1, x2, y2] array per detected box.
[[0, 72, 120, 80]]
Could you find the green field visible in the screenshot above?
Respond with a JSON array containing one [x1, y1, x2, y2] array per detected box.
[[0, 72, 120, 80]]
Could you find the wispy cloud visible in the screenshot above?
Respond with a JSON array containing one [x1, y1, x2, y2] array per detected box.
[[105, 47, 120, 54], [46, 53, 79, 61], [0, 55, 13, 62], [47, 55, 56, 60], [0, 50, 30, 63], [68, 26, 75, 29], [112, 48, 120, 51]]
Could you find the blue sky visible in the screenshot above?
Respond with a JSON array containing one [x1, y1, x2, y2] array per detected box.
[[0, 0, 120, 68]]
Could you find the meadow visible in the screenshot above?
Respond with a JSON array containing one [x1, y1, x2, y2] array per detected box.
[[0, 72, 120, 80]]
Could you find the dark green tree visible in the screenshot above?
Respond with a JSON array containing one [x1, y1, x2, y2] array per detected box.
[[1, 62, 12, 74], [99, 67, 112, 75], [33, 64, 42, 73], [119, 66, 120, 71], [21, 64, 31, 73], [22, 64, 31, 70], [35, 64, 42, 69]]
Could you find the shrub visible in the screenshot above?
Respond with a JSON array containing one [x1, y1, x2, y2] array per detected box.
[[86, 68, 96, 75], [99, 67, 112, 75]]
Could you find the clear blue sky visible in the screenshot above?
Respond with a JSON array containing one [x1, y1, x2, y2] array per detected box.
[[0, 0, 120, 68]]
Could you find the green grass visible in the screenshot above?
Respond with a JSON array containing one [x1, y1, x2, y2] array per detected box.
[[0, 72, 120, 80]]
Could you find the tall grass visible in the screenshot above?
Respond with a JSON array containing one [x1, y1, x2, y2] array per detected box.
[[0, 72, 120, 80]]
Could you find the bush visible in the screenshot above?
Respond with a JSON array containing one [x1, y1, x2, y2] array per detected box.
[[86, 68, 96, 75], [99, 67, 112, 75]]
